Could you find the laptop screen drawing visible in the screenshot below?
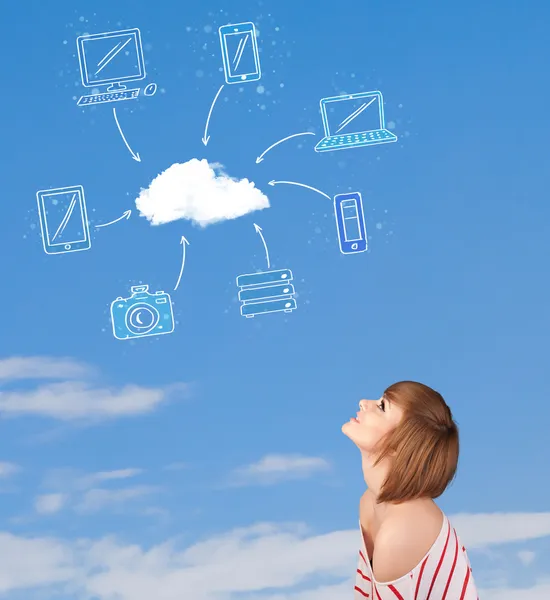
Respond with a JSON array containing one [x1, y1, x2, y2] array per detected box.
[[323, 95, 384, 137]]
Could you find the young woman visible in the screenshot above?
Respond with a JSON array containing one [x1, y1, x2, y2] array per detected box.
[[342, 381, 479, 600]]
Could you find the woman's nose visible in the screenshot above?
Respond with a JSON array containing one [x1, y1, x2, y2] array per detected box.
[[359, 399, 368, 411]]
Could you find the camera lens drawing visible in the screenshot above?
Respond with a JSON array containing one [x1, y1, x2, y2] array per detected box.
[[111, 285, 175, 341]]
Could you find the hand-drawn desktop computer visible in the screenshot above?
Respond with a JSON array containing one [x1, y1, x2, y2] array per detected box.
[[76, 28, 151, 107]]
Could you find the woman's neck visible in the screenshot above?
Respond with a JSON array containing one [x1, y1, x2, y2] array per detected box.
[[360, 452, 390, 499]]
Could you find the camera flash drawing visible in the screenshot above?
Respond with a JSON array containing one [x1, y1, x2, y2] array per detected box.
[[36, 186, 91, 255], [110, 285, 175, 341]]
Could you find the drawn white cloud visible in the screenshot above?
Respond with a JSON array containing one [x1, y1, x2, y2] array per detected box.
[[135, 158, 270, 227]]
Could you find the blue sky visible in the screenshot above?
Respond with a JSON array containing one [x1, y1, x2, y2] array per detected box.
[[1, 0, 550, 598]]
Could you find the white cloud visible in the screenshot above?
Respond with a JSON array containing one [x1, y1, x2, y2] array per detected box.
[[450, 512, 550, 548], [0, 356, 187, 421], [518, 550, 536, 566], [77, 468, 143, 489], [35, 493, 67, 515], [135, 159, 270, 227], [0, 461, 19, 478], [36, 468, 153, 516], [0, 513, 548, 599], [228, 454, 331, 486], [0, 355, 92, 382], [74, 486, 158, 514]]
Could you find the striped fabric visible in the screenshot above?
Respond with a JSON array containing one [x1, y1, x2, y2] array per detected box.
[[354, 514, 479, 599]]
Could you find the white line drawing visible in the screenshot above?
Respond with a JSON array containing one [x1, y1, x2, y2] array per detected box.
[[110, 285, 175, 341], [236, 269, 297, 318], [253, 223, 270, 269], [314, 90, 398, 153], [334, 192, 368, 255], [219, 22, 261, 85], [202, 84, 224, 146], [76, 28, 154, 107], [36, 185, 92, 255], [113, 107, 141, 161], [256, 132, 316, 164], [144, 83, 158, 96], [268, 179, 331, 200], [174, 236, 190, 291], [95, 209, 132, 229]]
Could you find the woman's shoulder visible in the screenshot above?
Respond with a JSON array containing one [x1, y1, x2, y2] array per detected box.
[[373, 500, 446, 582]]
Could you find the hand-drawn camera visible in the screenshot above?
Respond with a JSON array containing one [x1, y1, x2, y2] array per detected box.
[[110, 285, 174, 340]]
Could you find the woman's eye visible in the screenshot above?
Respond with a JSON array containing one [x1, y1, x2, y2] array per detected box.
[[378, 399, 386, 412]]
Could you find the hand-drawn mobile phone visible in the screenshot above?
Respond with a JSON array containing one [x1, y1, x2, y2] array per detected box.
[[218, 22, 261, 85], [36, 185, 92, 255], [334, 192, 368, 255]]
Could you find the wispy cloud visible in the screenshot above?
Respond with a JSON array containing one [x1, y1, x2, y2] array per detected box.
[[0, 461, 20, 478], [0, 356, 187, 421], [163, 462, 188, 471], [34, 493, 67, 515], [35, 468, 157, 516], [0, 356, 91, 382], [0, 513, 548, 599], [228, 453, 331, 486], [74, 486, 158, 514], [76, 468, 143, 489], [518, 550, 536, 566], [451, 512, 550, 547]]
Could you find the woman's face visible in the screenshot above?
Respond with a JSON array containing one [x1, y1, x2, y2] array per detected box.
[[341, 395, 404, 453]]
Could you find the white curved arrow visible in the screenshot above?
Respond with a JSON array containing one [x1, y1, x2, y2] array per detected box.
[[253, 223, 270, 269], [95, 209, 132, 229], [256, 132, 315, 163], [174, 236, 190, 291], [202, 84, 224, 146], [268, 180, 331, 200], [113, 107, 141, 162]]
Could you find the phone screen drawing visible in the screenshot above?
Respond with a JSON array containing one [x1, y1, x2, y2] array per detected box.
[[36, 185, 91, 255], [334, 192, 367, 255], [219, 22, 261, 84]]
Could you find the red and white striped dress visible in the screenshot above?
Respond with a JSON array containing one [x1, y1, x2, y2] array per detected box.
[[354, 513, 479, 599]]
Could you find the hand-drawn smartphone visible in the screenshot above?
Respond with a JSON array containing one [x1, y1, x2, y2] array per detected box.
[[334, 192, 368, 255], [218, 22, 261, 85], [36, 185, 92, 255]]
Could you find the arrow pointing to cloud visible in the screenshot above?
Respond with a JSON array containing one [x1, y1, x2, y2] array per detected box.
[[174, 236, 190, 291], [202, 84, 224, 146], [113, 107, 141, 162], [256, 132, 315, 164], [95, 209, 132, 229], [268, 180, 331, 200], [253, 223, 270, 269]]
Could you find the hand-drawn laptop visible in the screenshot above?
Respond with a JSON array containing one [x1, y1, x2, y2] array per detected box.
[[314, 90, 398, 153]]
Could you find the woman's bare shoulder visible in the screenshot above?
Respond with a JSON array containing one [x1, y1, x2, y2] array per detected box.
[[373, 502, 443, 582]]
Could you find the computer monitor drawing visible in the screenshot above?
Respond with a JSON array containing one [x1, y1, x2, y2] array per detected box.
[[314, 90, 398, 153], [76, 28, 146, 106]]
